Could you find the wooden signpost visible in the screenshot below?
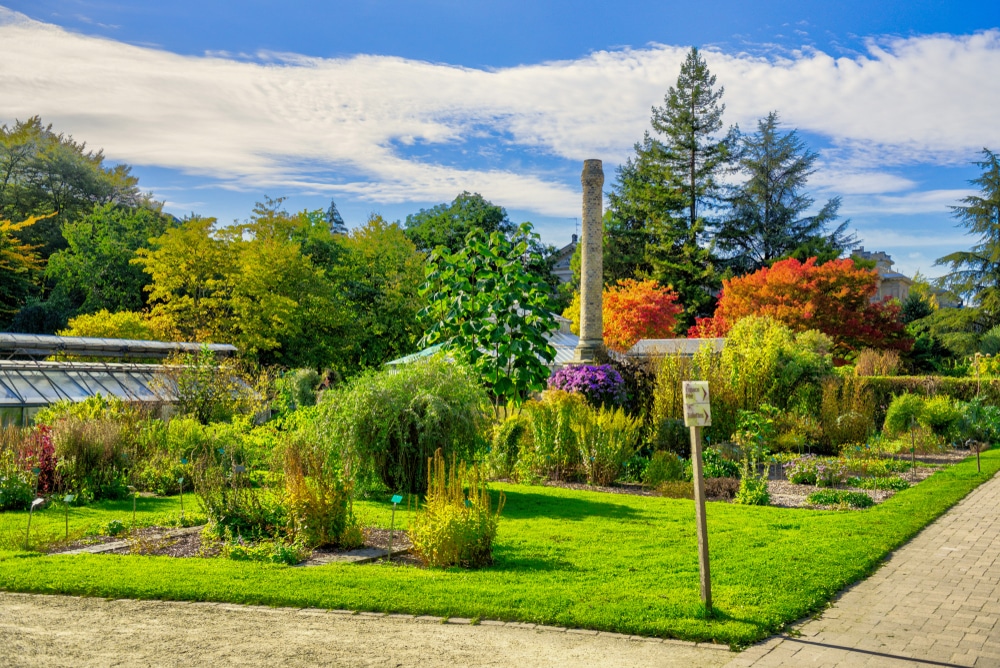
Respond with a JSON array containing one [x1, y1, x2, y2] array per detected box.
[[682, 381, 712, 614]]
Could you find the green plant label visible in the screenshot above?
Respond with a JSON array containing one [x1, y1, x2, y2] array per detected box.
[[31, 467, 40, 475], [391, 494, 403, 504], [178, 477, 184, 484], [64, 494, 75, 503], [181, 458, 188, 465]]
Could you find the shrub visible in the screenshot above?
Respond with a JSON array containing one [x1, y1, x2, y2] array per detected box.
[[195, 448, 285, 540], [221, 536, 311, 565], [883, 393, 925, 435], [487, 413, 530, 480], [51, 419, 131, 501], [642, 451, 687, 487], [784, 455, 819, 485], [274, 368, 321, 413], [815, 460, 848, 488], [854, 349, 902, 376], [734, 469, 770, 505], [819, 376, 876, 451], [283, 435, 361, 549], [806, 489, 875, 509], [702, 447, 741, 479], [919, 396, 963, 437], [317, 357, 488, 494], [594, 352, 657, 422], [519, 390, 588, 481], [957, 397, 1000, 444], [548, 364, 625, 408], [157, 348, 268, 424], [705, 476, 740, 500], [0, 427, 33, 510], [409, 449, 504, 568], [574, 406, 642, 486], [658, 481, 693, 499]]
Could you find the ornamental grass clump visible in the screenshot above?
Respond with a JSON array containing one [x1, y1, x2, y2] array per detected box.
[[409, 449, 504, 568], [548, 364, 626, 408], [573, 406, 642, 486]]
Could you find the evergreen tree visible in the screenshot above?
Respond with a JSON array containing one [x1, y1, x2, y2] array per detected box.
[[715, 111, 855, 273], [936, 149, 1000, 319], [325, 199, 348, 235], [606, 48, 731, 326]]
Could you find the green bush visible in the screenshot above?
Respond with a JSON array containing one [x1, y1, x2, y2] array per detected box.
[[734, 460, 770, 505], [848, 476, 910, 491], [194, 447, 285, 539], [806, 489, 875, 509], [51, 418, 132, 502], [574, 406, 642, 486], [919, 396, 963, 437], [784, 455, 819, 485], [487, 413, 530, 480], [883, 393, 925, 435], [642, 451, 687, 487], [957, 397, 1000, 444], [701, 447, 741, 479], [819, 376, 876, 451], [283, 434, 361, 549], [316, 356, 489, 494], [518, 390, 588, 482], [409, 449, 504, 568]]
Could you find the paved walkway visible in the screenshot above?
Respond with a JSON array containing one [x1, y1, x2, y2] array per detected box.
[[727, 472, 1000, 668]]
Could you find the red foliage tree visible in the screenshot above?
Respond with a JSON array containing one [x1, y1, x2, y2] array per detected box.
[[688, 257, 910, 355], [603, 279, 684, 353]]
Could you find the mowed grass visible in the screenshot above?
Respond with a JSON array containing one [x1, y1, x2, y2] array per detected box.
[[0, 450, 997, 647]]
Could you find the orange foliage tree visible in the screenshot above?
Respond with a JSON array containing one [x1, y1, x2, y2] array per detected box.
[[565, 278, 683, 353], [688, 257, 909, 355]]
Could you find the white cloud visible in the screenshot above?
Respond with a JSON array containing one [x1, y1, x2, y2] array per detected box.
[[841, 189, 976, 216], [2, 8, 1000, 217]]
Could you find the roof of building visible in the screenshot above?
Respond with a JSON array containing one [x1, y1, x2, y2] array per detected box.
[[627, 338, 726, 357], [0, 360, 176, 409], [0, 333, 237, 360]]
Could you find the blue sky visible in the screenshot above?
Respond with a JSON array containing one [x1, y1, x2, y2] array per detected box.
[[2, 1, 1000, 277]]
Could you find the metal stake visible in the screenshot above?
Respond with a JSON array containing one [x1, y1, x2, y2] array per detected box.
[[25, 497, 45, 550], [178, 477, 185, 521], [388, 494, 403, 563]]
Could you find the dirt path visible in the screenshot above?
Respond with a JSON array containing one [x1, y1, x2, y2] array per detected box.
[[0, 592, 731, 667]]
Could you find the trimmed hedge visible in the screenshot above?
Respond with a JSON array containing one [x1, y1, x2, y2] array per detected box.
[[858, 376, 1000, 428]]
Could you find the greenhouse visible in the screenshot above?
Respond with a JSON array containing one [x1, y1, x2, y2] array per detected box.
[[0, 333, 237, 426]]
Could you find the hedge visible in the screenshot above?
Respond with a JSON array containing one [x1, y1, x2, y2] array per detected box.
[[858, 376, 1000, 428]]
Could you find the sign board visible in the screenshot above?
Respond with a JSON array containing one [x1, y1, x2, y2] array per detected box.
[[682, 381, 712, 427], [232, 464, 246, 474], [391, 494, 403, 504]]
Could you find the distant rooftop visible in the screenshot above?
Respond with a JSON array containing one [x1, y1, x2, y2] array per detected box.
[[628, 338, 726, 357], [0, 333, 237, 361]]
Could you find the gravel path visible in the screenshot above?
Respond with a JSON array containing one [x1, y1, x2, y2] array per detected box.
[[0, 592, 732, 667]]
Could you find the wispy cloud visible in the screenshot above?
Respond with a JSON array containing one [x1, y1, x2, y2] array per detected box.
[[2, 7, 999, 218]]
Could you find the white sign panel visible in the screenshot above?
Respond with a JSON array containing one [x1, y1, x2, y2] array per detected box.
[[682, 381, 711, 427]]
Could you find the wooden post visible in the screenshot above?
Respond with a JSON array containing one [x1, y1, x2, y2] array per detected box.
[[690, 425, 712, 613]]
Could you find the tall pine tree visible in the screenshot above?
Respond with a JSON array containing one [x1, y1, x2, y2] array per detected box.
[[936, 149, 1000, 319], [607, 47, 732, 327], [715, 111, 854, 274]]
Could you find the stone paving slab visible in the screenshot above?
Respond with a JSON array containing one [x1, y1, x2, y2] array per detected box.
[[55, 525, 205, 555], [297, 545, 411, 566], [727, 471, 1000, 668]]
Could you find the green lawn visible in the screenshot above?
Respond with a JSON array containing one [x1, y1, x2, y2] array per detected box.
[[1, 450, 997, 648]]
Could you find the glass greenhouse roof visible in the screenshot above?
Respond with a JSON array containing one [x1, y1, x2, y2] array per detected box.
[[0, 361, 175, 408]]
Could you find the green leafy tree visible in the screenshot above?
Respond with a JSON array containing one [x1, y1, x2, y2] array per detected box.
[[0, 216, 44, 326], [419, 223, 557, 414], [0, 117, 143, 258], [715, 112, 854, 273], [334, 214, 426, 371], [45, 203, 172, 315], [936, 149, 1000, 319], [405, 192, 515, 254]]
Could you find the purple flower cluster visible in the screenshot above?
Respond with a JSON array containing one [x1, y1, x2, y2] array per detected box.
[[548, 364, 625, 408]]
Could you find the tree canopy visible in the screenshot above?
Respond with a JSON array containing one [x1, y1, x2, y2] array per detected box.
[[404, 191, 515, 254]]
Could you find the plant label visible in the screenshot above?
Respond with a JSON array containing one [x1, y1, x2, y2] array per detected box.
[[391, 495, 403, 504], [682, 381, 712, 427], [233, 464, 246, 474]]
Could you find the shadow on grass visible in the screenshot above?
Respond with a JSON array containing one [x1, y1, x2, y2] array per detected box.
[[499, 490, 642, 522]]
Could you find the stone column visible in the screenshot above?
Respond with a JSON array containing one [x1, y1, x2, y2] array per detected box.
[[571, 159, 605, 364]]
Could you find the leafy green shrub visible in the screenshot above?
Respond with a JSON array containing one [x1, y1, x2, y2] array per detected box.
[[221, 536, 311, 565], [487, 413, 530, 480], [34, 395, 141, 427], [956, 397, 1000, 444], [283, 435, 361, 549], [806, 489, 875, 509], [642, 451, 687, 487], [518, 390, 588, 481], [274, 368, 321, 414], [409, 449, 504, 568], [0, 426, 33, 510], [194, 447, 285, 539], [158, 348, 268, 424], [919, 396, 963, 437], [884, 393, 926, 435], [734, 462, 770, 505], [701, 447, 740, 479], [102, 518, 127, 536], [317, 357, 488, 494], [574, 406, 642, 486]]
